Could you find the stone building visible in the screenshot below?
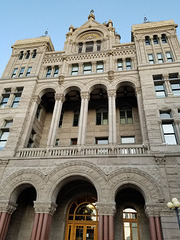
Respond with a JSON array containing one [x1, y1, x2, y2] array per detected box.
[[0, 12, 180, 240]]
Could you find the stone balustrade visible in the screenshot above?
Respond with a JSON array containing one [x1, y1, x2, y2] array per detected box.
[[16, 144, 149, 158]]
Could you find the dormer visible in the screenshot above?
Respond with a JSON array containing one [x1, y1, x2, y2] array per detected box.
[[63, 11, 121, 54]]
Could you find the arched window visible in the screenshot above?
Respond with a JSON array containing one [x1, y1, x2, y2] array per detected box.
[[145, 36, 150, 45], [153, 35, 159, 44], [120, 106, 133, 124], [96, 108, 108, 125], [123, 207, 139, 240], [19, 51, 24, 60], [161, 34, 167, 43]]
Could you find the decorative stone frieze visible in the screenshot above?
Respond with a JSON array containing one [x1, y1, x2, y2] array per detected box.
[[96, 202, 116, 215], [0, 202, 17, 214], [155, 156, 166, 165], [34, 202, 57, 215]]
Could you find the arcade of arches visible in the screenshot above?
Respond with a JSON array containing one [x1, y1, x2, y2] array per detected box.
[[0, 176, 163, 240], [25, 82, 145, 149]]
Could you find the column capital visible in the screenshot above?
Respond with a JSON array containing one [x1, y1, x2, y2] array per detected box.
[[145, 204, 165, 217], [55, 93, 65, 102], [33, 202, 57, 215], [96, 202, 116, 216], [0, 201, 17, 214], [107, 89, 116, 98], [32, 95, 41, 104], [80, 91, 90, 100]]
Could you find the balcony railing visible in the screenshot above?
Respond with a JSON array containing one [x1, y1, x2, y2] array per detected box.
[[16, 144, 149, 158]]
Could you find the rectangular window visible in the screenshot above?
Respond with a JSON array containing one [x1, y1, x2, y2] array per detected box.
[[0, 96, 9, 108], [154, 83, 166, 97], [145, 36, 150, 45], [160, 111, 171, 119], [55, 138, 60, 146], [85, 41, 94, 52], [71, 138, 77, 145], [117, 59, 123, 71], [96, 61, 104, 73], [46, 67, 52, 77], [96, 112, 108, 125], [27, 129, 36, 148], [18, 67, 25, 77], [59, 112, 64, 127], [126, 58, 132, 69], [11, 87, 23, 108], [0, 130, 9, 150], [78, 43, 83, 53], [53, 66, 59, 77], [166, 52, 173, 62], [26, 67, 32, 76], [162, 123, 177, 145], [71, 64, 79, 75], [11, 68, 18, 78], [73, 111, 79, 126], [96, 137, 108, 144], [120, 107, 133, 124], [161, 34, 167, 43], [148, 54, 154, 64], [171, 81, 180, 96], [83, 62, 92, 74], [97, 41, 101, 51], [153, 35, 159, 44], [121, 136, 135, 144], [157, 53, 164, 63]]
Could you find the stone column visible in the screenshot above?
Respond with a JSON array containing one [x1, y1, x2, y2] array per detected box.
[[23, 95, 41, 147], [155, 217, 163, 240], [79, 92, 90, 145], [47, 93, 65, 147], [136, 88, 148, 145], [30, 202, 57, 240], [96, 202, 116, 240], [108, 90, 116, 145], [0, 202, 17, 240], [77, 94, 85, 145]]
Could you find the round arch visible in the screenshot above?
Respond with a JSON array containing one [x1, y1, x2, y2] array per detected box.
[[0, 169, 46, 203], [43, 161, 107, 203], [108, 167, 164, 203]]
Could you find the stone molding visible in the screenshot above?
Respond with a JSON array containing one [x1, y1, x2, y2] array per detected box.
[[96, 202, 116, 215], [31, 95, 41, 104], [145, 203, 167, 217], [34, 202, 57, 215], [0, 202, 17, 214]]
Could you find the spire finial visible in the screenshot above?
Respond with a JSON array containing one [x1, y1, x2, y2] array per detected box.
[[88, 10, 95, 20]]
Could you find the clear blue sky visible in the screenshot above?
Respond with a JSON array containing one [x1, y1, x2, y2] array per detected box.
[[0, 0, 180, 77]]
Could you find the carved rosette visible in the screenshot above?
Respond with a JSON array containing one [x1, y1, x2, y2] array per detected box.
[[96, 202, 116, 216], [0, 202, 17, 214], [34, 202, 57, 215]]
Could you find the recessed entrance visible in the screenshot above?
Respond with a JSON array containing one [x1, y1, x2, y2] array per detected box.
[[65, 197, 98, 240]]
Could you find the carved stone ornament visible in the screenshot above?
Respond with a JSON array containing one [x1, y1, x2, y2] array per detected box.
[[80, 92, 90, 100], [108, 70, 114, 80], [107, 89, 116, 98], [55, 93, 65, 102], [96, 202, 116, 215], [155, 156, 166, 165], [58, 75, 65, 85], [0, 202, 17, 214], [34, 202, 57, 215], [32, 95, 41, 104]]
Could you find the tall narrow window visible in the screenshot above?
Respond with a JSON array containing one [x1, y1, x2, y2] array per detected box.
[[148, 54, 154, 64], [96, 108, 108, 125], [11, 68, 18, 78], [117, 59, 123, 71], [83, 62, 92, 74], [26, 67, 32, 76], [161, 34, 167, 43], [120, 106, 133, 124], [96, 40, 101, 51], [59, 112, 64, 127], [169, 73, 180, 96], [0, 120, 13, 150], [145, 36, 150, 45], [85, 41, 94, 52], [157, 53, 164, 63], [53, 66, 59, 77], [153, 35, 159, 44], [96, 61, 104, 73], [36, 105, 42, 120], [46, 66, 52, 77], [11, 87, 23, 108], [162, 123, 177, 145], [26, 50, 30, 59], [18, 67, 25, 77], [153, 75, 166, 97], [0, 89, 11, 109], [123, 208, 139, 240], [166, 52, 173, 62], [126, 58, 132, 69], [19, 51, 24, 60], [32, 49, 37, 58], [71, 64, 79, 75], [78, 43, 83, 53], [73, 110, 79, 126]]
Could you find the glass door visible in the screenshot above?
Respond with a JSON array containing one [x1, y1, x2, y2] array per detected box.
[[74, 225, 96, 240]]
